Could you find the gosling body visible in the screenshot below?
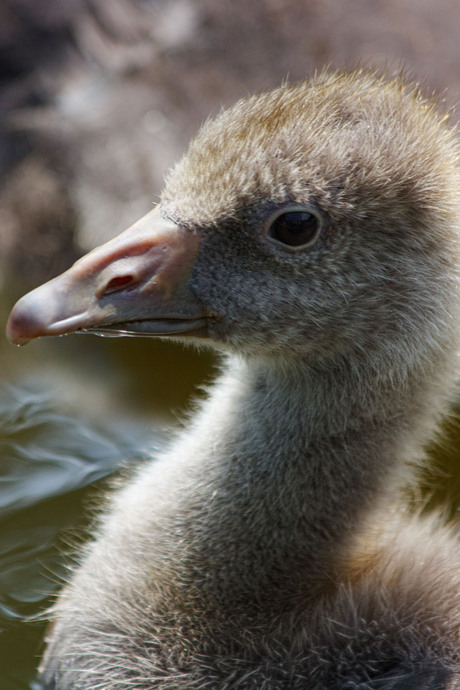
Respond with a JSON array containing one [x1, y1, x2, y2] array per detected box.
[[7, 71, 460, 689]]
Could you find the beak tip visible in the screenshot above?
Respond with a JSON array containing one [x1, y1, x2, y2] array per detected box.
[[6, 295, 43, 346]]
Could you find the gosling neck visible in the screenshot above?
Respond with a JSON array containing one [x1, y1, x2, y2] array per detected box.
[[169, 351, 440, 615]]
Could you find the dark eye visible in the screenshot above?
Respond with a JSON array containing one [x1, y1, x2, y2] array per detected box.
[[266, 209, 320, 250]]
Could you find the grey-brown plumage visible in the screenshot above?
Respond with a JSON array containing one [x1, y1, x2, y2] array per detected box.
[[7, 70, 460, 689]]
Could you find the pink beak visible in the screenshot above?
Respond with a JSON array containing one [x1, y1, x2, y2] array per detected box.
[[6, 207, 209, 346]]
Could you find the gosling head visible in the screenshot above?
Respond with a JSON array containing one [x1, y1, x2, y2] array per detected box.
[[7, 71, 460, 376]]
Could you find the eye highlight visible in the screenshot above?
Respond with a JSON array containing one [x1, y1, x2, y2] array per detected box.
[[266, 207, 321, 250]]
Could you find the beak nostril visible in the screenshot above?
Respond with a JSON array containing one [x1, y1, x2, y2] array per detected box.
[[103, 275, 135, 296]]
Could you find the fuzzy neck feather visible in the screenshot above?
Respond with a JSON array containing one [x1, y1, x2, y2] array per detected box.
[[118, 343, 456, 620]]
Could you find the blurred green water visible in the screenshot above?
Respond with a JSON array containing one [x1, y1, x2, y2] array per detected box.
[[0, 379, 156, 689]]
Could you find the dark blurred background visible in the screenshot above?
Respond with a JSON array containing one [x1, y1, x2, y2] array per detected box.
[[1, 1, 460, 687]]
